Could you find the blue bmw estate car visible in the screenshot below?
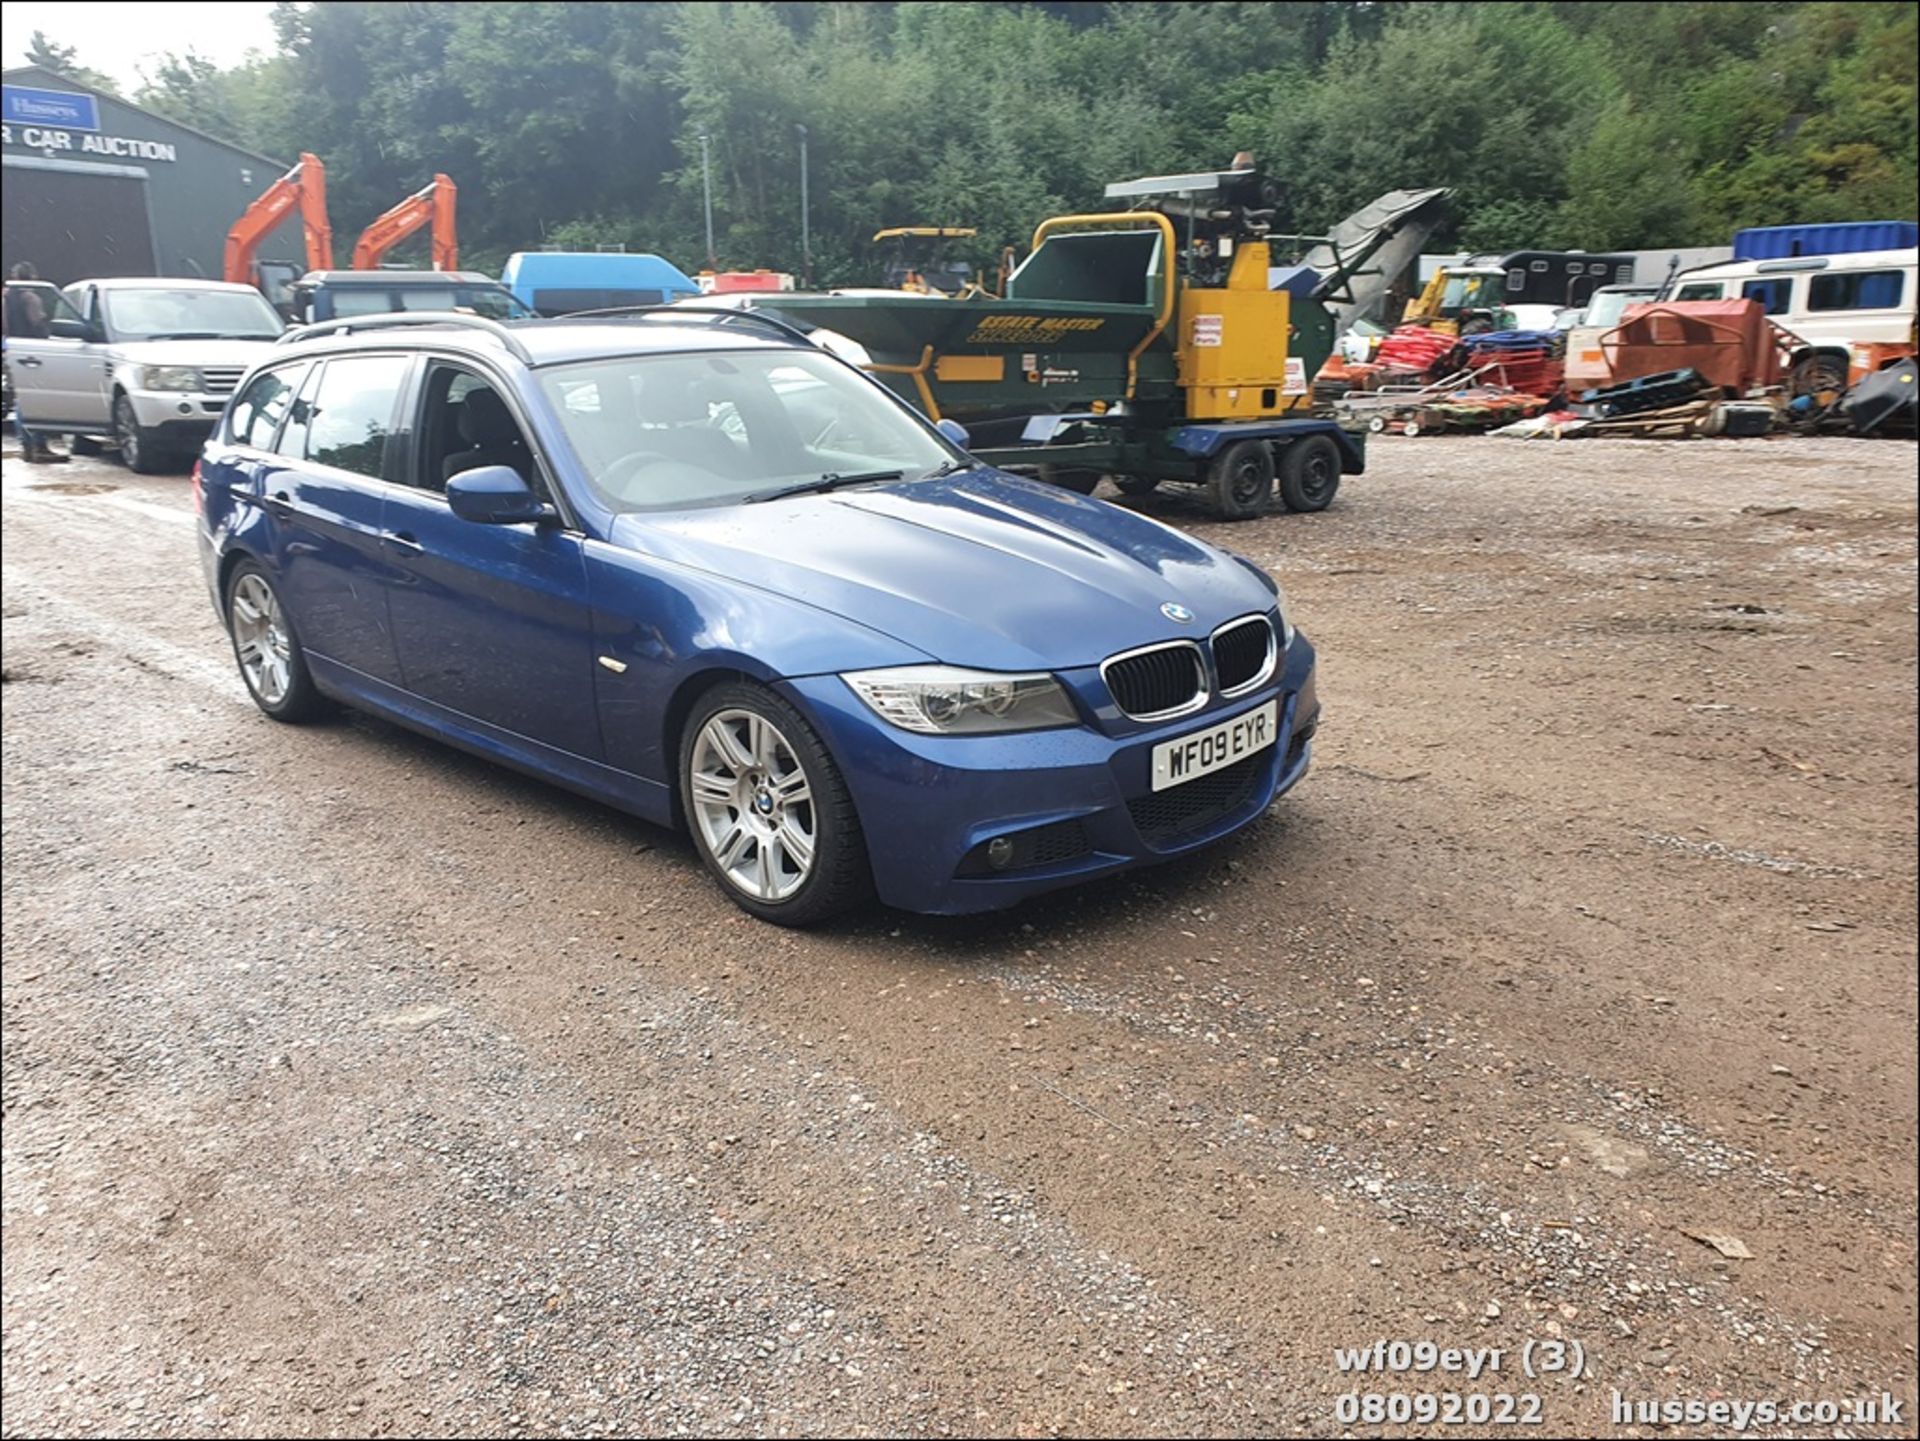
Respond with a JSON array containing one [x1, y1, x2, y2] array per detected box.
[[196, 311, 1319, 924]]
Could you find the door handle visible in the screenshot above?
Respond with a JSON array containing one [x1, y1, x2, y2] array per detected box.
[[15, 357, 41, 368], [259, 489, 293, 515], [383, 530, 424, 552]]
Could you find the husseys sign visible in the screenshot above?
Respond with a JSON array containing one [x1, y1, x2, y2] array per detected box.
[[2, 84, 178, 163]]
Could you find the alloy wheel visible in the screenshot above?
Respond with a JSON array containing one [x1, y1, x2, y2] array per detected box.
[[230, 572, 292, 705], [689, 708, 817, 902], [115, 398, 141, 471]]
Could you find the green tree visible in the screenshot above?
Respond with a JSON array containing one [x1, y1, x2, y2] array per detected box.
[[61, 1, 1913, 279], [1554, 101, 1698, 248], [22, 30, 120, 94]]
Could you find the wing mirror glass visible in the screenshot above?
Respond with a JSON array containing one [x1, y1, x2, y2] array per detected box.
[[446, 466, 553, 525]]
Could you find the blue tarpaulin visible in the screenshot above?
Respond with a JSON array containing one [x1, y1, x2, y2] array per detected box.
[[1732, 223, 1918, 261]]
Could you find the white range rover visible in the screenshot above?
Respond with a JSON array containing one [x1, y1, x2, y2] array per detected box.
[[7, 277, 284, 472]]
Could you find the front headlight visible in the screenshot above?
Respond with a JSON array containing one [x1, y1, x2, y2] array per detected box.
[[1273, 582, 1296, 648], [1229, 551, 1296, 647], [843, 665, 1078, 735], [141, 366, 201, 391]]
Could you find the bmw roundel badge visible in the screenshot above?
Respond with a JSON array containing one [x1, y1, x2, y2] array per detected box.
[[1161, 602, 1195, 624]]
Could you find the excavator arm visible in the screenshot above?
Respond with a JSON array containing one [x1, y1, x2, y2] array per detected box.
[[224, 152, 333, 285], [351, 175, 457, 272]]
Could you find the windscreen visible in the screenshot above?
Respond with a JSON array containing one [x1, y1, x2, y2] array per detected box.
[[1585, 289, 1657, 328], [539, 347, 955, 512], [327, 285, 534, 320], [1441, 274, 1504, 312], [103, 288, 284, 340]]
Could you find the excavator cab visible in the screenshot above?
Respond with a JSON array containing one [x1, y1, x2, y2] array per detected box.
[[874, 228, 978, 296], [254, 260, 303, 320]]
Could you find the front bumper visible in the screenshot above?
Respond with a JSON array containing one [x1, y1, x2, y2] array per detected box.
[[782, 633, 1319, 915], [125, 387, 229, 439]]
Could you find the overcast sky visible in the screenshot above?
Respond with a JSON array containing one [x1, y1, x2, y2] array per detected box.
[[3, 1, 283, 90]]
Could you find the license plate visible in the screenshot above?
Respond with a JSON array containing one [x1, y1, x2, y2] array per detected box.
[[1150, 700, 1279, 792]]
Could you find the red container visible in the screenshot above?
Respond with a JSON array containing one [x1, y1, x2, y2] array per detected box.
[[1600, 300, 1784, 395]]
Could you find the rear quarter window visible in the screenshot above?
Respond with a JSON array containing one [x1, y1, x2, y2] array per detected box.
[[1807, 269, 1906, 311], [227, 365, 305, 449]]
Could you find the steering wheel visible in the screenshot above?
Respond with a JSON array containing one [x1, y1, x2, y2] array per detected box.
[[597, 449, 683, 499]]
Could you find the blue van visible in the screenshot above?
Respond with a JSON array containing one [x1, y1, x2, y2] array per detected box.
[[501, 252, 700, 317]]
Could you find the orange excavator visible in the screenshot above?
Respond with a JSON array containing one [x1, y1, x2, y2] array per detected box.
[[352, 174, 458, 272], [224, 152, 334, 285]]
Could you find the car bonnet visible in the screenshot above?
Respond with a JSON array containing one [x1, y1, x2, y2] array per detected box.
[[606, 469, 1276, 673]]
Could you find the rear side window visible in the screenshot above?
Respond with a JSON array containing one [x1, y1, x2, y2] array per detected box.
[[301, 355, 410, 478], [1741, 278, 1792, 314], [1675, 283, 1723, 301], [227, 364, 305, 449], [1807, 269, 1906, 312], [327, 290, 396, 318], [530, 287, 668, 317]]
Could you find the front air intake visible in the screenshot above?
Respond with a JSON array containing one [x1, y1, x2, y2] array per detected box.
[[1101, 641, 1206, 721]]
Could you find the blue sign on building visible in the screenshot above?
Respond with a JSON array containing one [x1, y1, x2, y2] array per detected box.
[[3, 85, 101, 132]]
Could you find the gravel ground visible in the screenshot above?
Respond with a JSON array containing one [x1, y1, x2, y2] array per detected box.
[[2, 432, 1915, 1438]]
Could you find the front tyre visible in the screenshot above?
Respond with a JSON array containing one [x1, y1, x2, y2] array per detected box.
[[225, 561, 325, 721], [114, 394, 170, 475], [680, 682, 871, 926]]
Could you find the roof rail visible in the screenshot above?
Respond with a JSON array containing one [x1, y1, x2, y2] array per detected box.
[[552, 303, 817, 348], [276, 311, 534, 364]]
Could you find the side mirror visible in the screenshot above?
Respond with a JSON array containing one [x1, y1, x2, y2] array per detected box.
[[48, 317, 91, 341], [446, 466, 552, 525], [935, 417, 970, 449]]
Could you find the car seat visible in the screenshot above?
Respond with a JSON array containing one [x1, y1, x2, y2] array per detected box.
[[441, 387, 530, 484]]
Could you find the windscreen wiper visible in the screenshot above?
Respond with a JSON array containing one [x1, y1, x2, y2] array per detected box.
[[920, 459, 977, 480], [742, 469, 905, 504]]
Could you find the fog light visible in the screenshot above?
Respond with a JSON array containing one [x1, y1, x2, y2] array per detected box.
[[177, 402, 193, 415], [986, 836, 1015, 870]]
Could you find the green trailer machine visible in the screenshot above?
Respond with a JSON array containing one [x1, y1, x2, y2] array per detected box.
[[761, 169, 1385, 520]]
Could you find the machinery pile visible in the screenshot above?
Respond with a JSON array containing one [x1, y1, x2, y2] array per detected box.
[[1318, 221, 1916, 442], [1327, 326, 1566, 436]]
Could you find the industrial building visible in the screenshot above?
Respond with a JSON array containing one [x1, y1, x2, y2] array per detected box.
[[2, 65, 302, 285]]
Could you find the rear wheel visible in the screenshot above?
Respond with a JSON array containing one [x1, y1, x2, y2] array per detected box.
[[1205, 440, 1274, 520], [680, 682, 871, 926], [1276, 434, 1341, 512], [1790, 352, 1848, 399], [225, 562, 325, 721]]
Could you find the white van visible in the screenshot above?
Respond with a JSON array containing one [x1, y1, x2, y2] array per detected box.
[[1667, 247, 1916, 388]]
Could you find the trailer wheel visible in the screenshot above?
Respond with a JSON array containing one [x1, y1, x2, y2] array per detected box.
[[1113, 475, 1159, 497], [1276, 434, 1341, 512], [1205, 441, 1275, 521], [1790, 352, 1848, 399], [1037, 464, 1101, 495]]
